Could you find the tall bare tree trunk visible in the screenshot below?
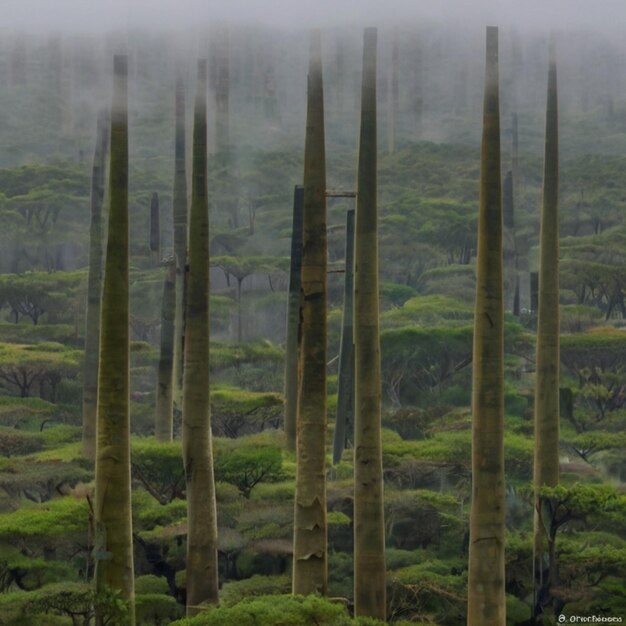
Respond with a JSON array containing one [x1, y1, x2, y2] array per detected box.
[[467, 26, 505, 626], [182, 59, 219, 614], [155, 261, 176, 442], [172, 74, 188, 405], [387, 29, 398, 155], [94, 54, 135, 624], [149, 192, 160, 266], [332, 208, 355, 465], [292, 30, 328, 597], [533, 43, 560, 622], [354, 27, 386, 621], [81, 110, 108, 460], [284, 185, 304, 453]]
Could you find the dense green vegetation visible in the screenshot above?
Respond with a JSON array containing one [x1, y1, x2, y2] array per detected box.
[[0, 21, 626, 626]]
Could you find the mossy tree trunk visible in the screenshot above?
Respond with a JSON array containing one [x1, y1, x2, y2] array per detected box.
[[81, 109, 109, 460], [284, 184, 304, 453], [533, 44, 560, 622], [155, 260, 176, 442], [354, 27, 386, 621], [182, 59, 219, 615], [467, 26, 505, 626], [332, 207, 355, 465], [387, 29, 398, 155], [172, 73, 188, 404], [94, 54, 135, 624], [292, 30, 328, 597]]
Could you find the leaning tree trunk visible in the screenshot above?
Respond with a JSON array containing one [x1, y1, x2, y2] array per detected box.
[[172, 73, 188, 404], [155, 260, 176, 442], [94, 54, 135, 624], [533, 44, 560, 623], [332, 207, 355, 465], [81, 109, 109, 460], [284, 185, 304, 453], [467, 26, 505, 626], [354, 27, 386, 621], [292, 30, 328, 597], [182, 59, 219, 615]]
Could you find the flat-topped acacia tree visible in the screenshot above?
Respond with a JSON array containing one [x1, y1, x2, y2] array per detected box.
[[81, 109, 108, 460], [533, 42, 560, 622], [182, 59, 219, 615], [467, 26, 506, 626], [292, 30, 328, 597], [94, 54, 135, 623], [354, 27, 386, 621]]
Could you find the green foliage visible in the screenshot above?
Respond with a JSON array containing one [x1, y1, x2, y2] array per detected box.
[[214, 434, 284, 498], [0, 395, 56, 428], [136, 592, 184, 625], [131, 439, 185, 504], [170, 594, 384, 626], [0, 495, 88, 540], [382, 294, 473, 327], [211, 386, 283, 437], [380, 325, 473, 405], [0, 426, 45, 456], [219, 575, 291, 606], [0, 582, 130, 626], [0, 342, 82, 399]]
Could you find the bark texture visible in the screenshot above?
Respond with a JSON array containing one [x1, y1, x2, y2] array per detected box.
[[81, 110, 108, 460], [94, 54, 135, 623], [182, 59, 219, 614], [292, 30, 328, 597], [172, 74, 188, 403], [332, 207, 355, 465], [284, 185, 304, 452], [533, 45, 560, 621], [467, 26, 506, 626], [155, 261, 176, 442], [354, 27, 386, 621]]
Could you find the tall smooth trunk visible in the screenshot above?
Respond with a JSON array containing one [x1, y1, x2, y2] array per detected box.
[[354, 27, 386, 621], [182, 59, 219, 614], [387, 30, 398, 155], [149, 192, 160, 265], [332, 208, 355, 465], [292, 30, 328, 597], [155, 262, 176, 442], [533, 45, 560, 621], [81, 110, 109, 460], [94, 54, 135, 623], [467, 26, 505, 626], [172, 74, 188, 403], [284, 185, 304, 453]]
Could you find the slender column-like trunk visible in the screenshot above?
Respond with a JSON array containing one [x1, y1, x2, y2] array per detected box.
[[284, 185, 304, 453], [149, 192, 160, 265], [94, 54, 135, 624], [182, 59, 219, 615], [354, 27, 386, 621], [332, 208, 355, 465], [81, 110, 109, 460], [533, 44, 560, 622], [387, 29, 398, 155], [467, 26, 505, 626], [172, 74, 188, 404], [155, 261, 176, 442], [292, 30, 328, 597]]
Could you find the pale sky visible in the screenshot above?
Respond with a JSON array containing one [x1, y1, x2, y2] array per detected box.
[[3, 0, 626, 33]]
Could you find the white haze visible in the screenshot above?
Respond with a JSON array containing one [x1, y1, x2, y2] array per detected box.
[[3, 0, 626, 33]]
